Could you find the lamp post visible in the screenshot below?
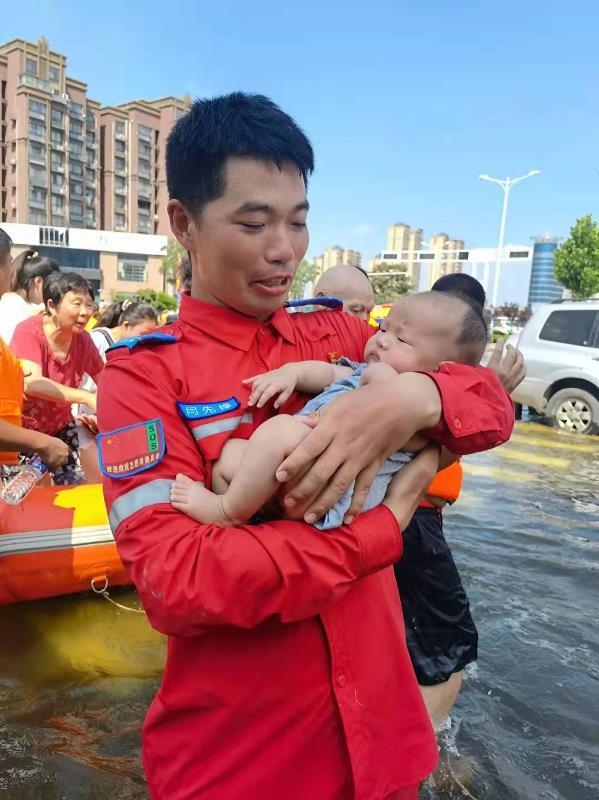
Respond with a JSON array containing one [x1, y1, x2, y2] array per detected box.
[[479, 170, 540, 307]]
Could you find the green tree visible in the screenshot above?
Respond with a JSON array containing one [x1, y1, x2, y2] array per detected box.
[[289, 259, 316, 299], [554, 215, 599, 299], [161, 239, 186, 292], [116, 288, 177, 312], [369, 263, 412, 303]]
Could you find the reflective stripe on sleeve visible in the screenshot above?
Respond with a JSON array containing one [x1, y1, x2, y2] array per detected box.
[[191, 412, 253, 442], [108, 478, 173, 532]]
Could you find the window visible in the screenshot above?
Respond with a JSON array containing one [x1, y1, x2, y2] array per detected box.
[[49, 65, 60, 83], [70, 120, 83, 136], [115, 120, 126, 137], [115, 194, 126, 210], [138, 124, 152, 142], [69, 161, 83, 177], [86, 149, 95, 167], [26, 57, 37, 76], [28, 142, 46, 164], [51, 151, 64, 170], [85, 167, 95, 183], [114, 175, 126, 191], [29, 209, 46, 224], [539, 310, 598, 347], [115, 156, 126, 173], [29, 120, 46, 140], [86, 132, 95, 147], [85, 189, 95, 206], [51, 194, 64, 212], [51, 172, 64, 189], [86, 111, 95, 129], [138, 160, 151, 179], [118, 255, 148, 283], [51, 130, 64, 147], [70, 182, 83, 197], [139, 141, 152, 159], [30, 187, 46, 205], [69, 140, 83, 157], [29, 99, 46, 117], [138, 178, 151, 197], [115, 212, 126, 228], [29, 164, 47, 187], [69, 102, 84, 117], [51, 108, 64, 127], [115, 139, 126, 155], [70, 201, 83, 217]]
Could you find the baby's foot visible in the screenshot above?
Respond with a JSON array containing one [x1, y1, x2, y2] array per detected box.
[[170, 473, 234, 526]]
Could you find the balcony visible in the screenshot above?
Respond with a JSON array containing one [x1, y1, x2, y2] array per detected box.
[[51, 160, 64, 173], [51, 215, 65, 226], [28, 151, 46, 166], [51, 139, 65, 151], [29, 197, 47, 210], [29, 172, 47, 188], [29, 108, 46, 121], [69, 171, 83, 182], [69, 130, 84, 142], [20, 74, 50, 92], [69, 104, 84, 119]]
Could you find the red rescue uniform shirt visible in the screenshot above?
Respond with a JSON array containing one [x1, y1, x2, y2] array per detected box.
[[98, 295, 513, 800]]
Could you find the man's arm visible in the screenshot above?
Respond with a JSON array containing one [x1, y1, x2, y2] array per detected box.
[[277, 363, 514, 523], [98, 352, 427, 637]]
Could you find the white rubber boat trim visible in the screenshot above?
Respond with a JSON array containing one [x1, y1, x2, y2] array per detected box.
[[0, 524, 115, 558]]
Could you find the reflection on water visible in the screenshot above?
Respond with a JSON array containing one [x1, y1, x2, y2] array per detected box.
[[0, 421, 597, 799]]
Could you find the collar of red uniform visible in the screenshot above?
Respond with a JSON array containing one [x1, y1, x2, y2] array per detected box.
[[178, 293, 296, 350]]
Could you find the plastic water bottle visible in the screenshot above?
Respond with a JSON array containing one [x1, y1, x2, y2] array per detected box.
[[0, 456, 48, 505]]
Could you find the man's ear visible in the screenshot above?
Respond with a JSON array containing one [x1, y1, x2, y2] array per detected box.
[[167, 200, 197, 251]]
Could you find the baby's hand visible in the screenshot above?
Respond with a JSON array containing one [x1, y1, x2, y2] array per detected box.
[[243, 365, 299, 409]]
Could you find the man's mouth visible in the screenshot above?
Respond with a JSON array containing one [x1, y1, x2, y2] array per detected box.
[[252, 276, 292, 295]]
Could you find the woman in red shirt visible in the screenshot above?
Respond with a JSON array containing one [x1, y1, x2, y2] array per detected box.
[[10, 271, 104, 485]]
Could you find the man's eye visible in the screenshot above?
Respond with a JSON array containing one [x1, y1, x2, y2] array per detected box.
[[292, 222, 307, 229], [239, 222, 264, 229]]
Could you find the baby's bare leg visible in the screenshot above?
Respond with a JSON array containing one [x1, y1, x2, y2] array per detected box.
[[218, 414, 310, 525], [171, 416, 310, 526]]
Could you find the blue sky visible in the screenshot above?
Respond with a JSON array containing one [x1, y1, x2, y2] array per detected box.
[[5, 1, 599, 281]]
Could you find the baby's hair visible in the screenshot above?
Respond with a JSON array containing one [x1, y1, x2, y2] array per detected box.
[[438, 290, 488, 365]]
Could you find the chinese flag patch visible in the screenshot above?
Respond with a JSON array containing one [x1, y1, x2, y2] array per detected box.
[[98, 418, 165, 479]]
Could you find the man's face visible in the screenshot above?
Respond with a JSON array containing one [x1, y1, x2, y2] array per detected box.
[[0, 250, 11, 296], [177, 158, 309, 320], [339, 286, 374, 321]]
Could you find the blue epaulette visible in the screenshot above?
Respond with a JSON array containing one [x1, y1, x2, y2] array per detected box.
[[107, 332, 178, 351], [285, 296, 343, 310]]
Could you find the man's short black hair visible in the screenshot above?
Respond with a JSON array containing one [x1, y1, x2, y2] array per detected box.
[[432, 272, 486, 309], [43, 271, 94, 307], [166, 92, 315, 217], [0, 227, 12, 256]]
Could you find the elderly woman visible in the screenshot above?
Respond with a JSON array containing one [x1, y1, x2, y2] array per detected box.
[[0, 249, 60, 344], [10, 271, 103, 485]]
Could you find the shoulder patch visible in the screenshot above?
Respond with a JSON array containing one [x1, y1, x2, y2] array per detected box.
[[285, 296, 343, 310], [98, 418, 165, 479], [108, 332, 178, 351]]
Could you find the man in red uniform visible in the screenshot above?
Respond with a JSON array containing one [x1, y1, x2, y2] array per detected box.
[[97, 93, 519, 800]]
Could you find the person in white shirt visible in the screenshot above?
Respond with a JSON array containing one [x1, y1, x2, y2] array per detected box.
[[0, 249, 60, 344]]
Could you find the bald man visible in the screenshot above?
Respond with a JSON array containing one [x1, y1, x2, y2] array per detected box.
[[314, 265, 375, 321]]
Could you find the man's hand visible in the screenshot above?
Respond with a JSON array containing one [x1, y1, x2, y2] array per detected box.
[[487, 340, 526, 394], [243, 365, 299, 409], [35, 434, 70, 470], [276, 372, 442, 524]]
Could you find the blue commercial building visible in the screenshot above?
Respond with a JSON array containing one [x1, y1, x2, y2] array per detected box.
[[528, 236, 563, 305]]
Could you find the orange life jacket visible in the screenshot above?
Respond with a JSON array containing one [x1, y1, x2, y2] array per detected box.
[[426, 460, 462, 504], [0, 337, 24, 465]]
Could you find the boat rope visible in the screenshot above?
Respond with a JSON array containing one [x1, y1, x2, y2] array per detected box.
[[91, 577, 146, 615]]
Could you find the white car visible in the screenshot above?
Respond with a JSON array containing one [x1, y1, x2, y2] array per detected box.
[[508, 301, 599, 435]]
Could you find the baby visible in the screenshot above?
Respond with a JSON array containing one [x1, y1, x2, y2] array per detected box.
[[170, 291, 488, 529]]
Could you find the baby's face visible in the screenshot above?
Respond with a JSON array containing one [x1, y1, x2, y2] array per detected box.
[[363, 295, 463, 374]]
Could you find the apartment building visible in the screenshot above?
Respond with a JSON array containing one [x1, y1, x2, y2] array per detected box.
[[0, 37, 190, 235], [312, 245, 362, 279], [428, 232, 466, 285]]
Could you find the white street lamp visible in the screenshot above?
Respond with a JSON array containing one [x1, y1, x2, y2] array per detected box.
[[479, 170, 540, 307]]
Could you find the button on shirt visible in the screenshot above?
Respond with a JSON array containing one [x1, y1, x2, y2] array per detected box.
[[97, 294, 514, 800]]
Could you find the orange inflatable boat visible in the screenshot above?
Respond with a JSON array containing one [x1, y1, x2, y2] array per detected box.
[[0, 483, 130, 604]]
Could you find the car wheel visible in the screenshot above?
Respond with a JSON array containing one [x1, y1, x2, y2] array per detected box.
[[545, 388, 599, 435]]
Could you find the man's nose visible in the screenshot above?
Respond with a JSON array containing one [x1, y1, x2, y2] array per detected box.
[[264, 230, 295, 264]]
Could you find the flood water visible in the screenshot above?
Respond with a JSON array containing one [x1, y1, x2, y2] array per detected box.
[[1, 421, 598, 799]]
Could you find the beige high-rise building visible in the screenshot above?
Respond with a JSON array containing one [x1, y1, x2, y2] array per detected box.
[[0, 36, 190, 235], [377, 222, 423, 284], [312, 245, 362, 280], [428, 232, 465, 286]]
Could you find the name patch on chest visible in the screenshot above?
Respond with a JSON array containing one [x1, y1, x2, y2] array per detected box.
[[177, 397, 240, 420], [97, 418, 165, 478]]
